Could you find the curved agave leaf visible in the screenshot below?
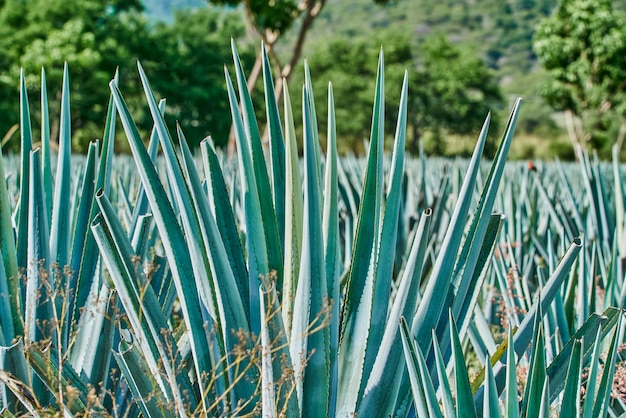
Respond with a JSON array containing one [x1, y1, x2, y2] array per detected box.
[[113, 334, 176, 418], [110, 78, 216, 412], [91, 194, 197, 414]]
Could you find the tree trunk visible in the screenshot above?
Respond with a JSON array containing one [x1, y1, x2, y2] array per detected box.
[[226, 0, 327, 155]]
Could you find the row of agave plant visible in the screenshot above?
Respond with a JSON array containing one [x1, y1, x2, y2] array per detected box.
[[0, 41, 625, 417]]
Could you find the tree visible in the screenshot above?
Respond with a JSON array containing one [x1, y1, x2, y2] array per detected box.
[[148, 8, 254, 148], [533, 0, 626, 153], [204, 0, 394, 153], [292, 34, 502, 155], [0, 0, 249, 152], [411, 35, 502, 154], [0, 0, 149, 152]]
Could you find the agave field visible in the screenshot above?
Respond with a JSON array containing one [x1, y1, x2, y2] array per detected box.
[[0, 42, 625, 417]]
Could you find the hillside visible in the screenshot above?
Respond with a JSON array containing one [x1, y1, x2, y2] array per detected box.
[[143, 0, 626, 158], [143, 0, 205, 22]]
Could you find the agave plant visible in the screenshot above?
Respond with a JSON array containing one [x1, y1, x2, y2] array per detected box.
[[0, 41, 625, 418]]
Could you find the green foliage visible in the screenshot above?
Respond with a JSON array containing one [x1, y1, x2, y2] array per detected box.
[[0, 1, 250, 152], [148, 10, 254, 148], [534, 0, 626, 152], [0, 0, 147, 152], [290, 33, 503, 154], [3, 41, 626, 418]]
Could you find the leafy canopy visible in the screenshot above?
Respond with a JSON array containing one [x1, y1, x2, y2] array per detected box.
[[534, 0, 626, 152]]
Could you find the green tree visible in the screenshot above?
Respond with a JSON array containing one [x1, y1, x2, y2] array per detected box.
[[148, 8, 254, 148], [0, 0, 249, 152], [411, 35, 502, 154], [294, 34, 502, 155], [533, 0, 626, 153], [0, 0, 149, 152]]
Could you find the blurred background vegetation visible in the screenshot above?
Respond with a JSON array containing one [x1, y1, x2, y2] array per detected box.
[[0, 0, 625, 159]]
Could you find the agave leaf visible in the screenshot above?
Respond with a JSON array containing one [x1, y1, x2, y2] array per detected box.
[[137, 63, 220, 332], [362, 70, 409, 394], [129, 97, 164, 233], [337, 49, 384, 416], [505, 327, 519, 418], [25, 149, 51, 343], [66, 141, 98, 350], [110, 77, 216, 412], [400, 317, 440, 418], [225, 65, 269, 336], [452, 98, 521, 334], [323, 81, 340, 414], [92, 192, 198, 414], [281, 81, 303, 338], [0, 339, 30, 412], [560, 338, 582, 418], [82, 285, 116, 393], [69, 71, 120, 339], [359, 209, 432, 416], [27, 343, 107, 417], [178, 125, 257, 404], [290, 84, 330, 417], [16, 69, 32, 272], [581, 327, 603, 418], [415, 333, 444, 418], [260, 286, 277, 418], [113, 334, 176, 418], [484, 354, 501, 418], [547, 307, 618, 402], [474, 237, 582, 408], [409, 111, 491, 358], [590, 315, 622, 418], [433, 329, 456, 418], [521, 304, 546, 418], [40, 68, 52, 226], [0, 142, 20, 340], [262, 43, 286, 250], [450, 311, 477, 418], [260, 281, 299, 417], [231, 41, 283, 301], [455, 213, 505, 344], [200, 138, 249, 318], [0, 368, 41, 416], [304, 61, 322, 180], [538, 377, 550, 418], [49, 64, 72, 301]]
